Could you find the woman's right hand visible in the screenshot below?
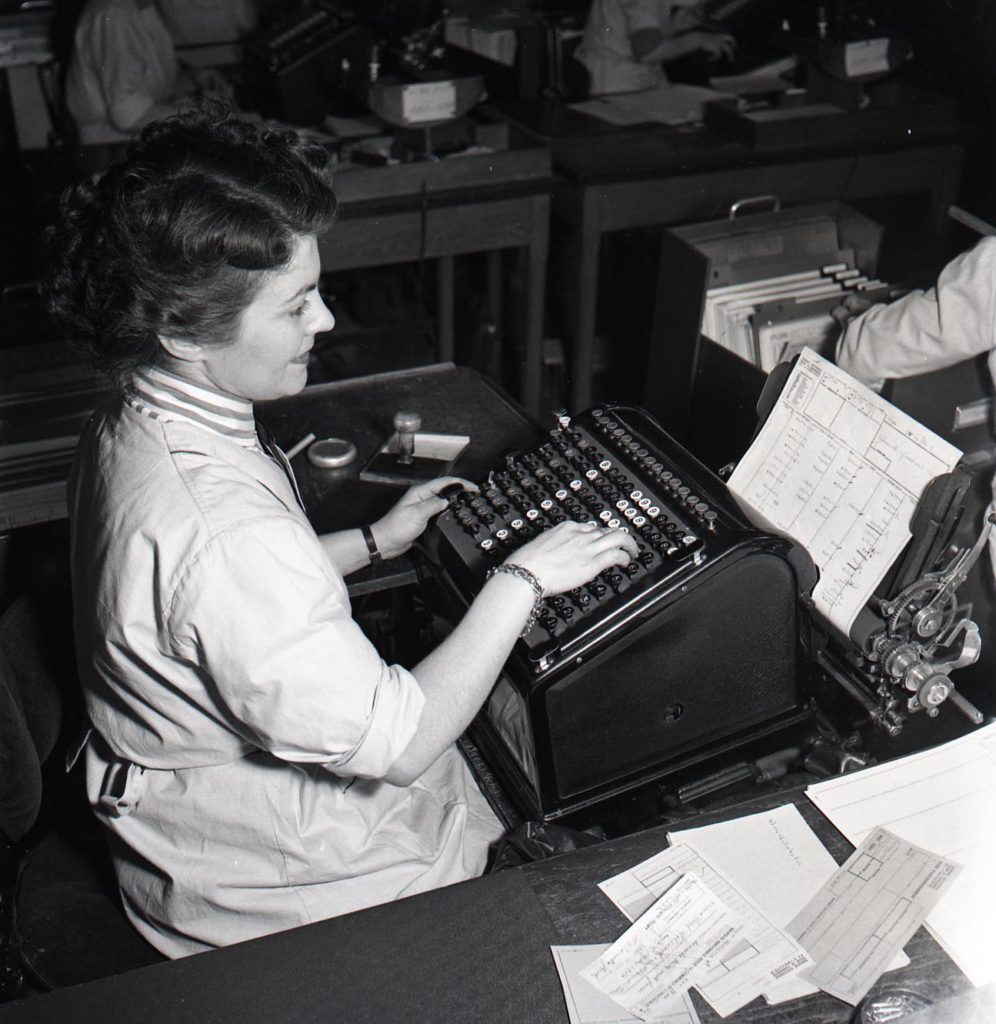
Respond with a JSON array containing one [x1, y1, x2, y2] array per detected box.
[[504, 520, 641, 597]]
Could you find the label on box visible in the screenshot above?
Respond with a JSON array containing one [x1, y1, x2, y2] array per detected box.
[[844, 38, 890, 78], [401, 81, 457, 124]]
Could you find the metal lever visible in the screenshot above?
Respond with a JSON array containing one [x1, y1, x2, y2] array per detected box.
[[905, 618, 985, 724], [906, 511, 996, 638]]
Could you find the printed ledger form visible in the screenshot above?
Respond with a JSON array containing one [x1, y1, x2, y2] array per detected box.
[[726, 348, 961, 636], [807, 721, 996, 988]]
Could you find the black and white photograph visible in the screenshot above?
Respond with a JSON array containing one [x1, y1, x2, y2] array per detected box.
[[1, 2, 994, 1021]]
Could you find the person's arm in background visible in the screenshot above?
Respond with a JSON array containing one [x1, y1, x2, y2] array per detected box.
[[627, 0, 735, 65], [629, 24, 735, 64], [80, 6, 177, 133], [835, 237, 996, 387]]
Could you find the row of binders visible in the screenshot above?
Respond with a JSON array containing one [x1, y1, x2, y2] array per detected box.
[[703, 261, 897, 371]]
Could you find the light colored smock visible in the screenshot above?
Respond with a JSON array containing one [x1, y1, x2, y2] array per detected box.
[[835, 238, 996, 389], [835, 236, 996, 574], [575, 0, 682, 95], [69, 367, 502, 958], [65, 0, 180, 145]]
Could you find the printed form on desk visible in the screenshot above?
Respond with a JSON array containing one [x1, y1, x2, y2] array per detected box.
[[551, 945, 701, 1024], [807, 721, 996, 988], [593, 840, 810, 1017], [667, 803, 909, 1003], [557, 805, 969, 1020], [787, 826, 961, 1006], [554, 797, 973, 1019], [726, 348, 962, 636], [580, 873, 748, 1021]]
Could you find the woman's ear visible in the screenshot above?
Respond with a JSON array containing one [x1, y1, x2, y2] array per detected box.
[[157, 333, 204, 364]]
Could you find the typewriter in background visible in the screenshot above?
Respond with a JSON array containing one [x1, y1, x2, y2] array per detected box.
[[248, 1, 485, 157]]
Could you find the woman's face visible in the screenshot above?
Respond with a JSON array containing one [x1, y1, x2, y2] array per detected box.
[[196, 233, 335, 402]]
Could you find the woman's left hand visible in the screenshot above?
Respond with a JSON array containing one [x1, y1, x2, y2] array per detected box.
[[370, 477, 477, 560]]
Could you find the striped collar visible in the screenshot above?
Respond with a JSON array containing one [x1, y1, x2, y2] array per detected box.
[[126, 366, 258, 446]]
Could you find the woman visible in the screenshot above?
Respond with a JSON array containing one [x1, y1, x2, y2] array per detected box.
[[65, 0, 233, 146], [575, 0, 736, 96], [44, 106, 639, 958]]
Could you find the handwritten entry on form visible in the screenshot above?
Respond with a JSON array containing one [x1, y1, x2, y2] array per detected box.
[[726, 349, 961, 636]]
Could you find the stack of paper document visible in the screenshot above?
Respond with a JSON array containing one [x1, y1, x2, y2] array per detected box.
[[807, 722, 996, 990], [702, 262, 890, 371], [550, 801, 962, 1021], [708, 54, 800, 96], [569, 84, 733, 128]]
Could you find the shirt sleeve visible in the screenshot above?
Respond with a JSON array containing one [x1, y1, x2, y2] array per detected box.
[[166, 516, 425, 780], [84, 5, 176, 131], [621, 0, 664, 34], [836, 238, 996, 388]]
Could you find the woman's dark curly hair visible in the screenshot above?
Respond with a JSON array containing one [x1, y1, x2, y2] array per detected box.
[[43, 102, 338, 388]]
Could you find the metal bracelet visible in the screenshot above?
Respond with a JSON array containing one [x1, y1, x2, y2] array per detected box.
[[486, 562, 544, 638]]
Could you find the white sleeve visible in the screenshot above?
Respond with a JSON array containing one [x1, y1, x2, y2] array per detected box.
[[621, 0, 663, 34], [167, 516, 425, 780], [836, 237, 996, 387], [84, 5, 175, 130]]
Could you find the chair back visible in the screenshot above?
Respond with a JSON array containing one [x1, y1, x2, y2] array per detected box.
[[0, 593, 70, 844]]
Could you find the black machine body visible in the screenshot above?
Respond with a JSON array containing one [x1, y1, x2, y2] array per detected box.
[[422, 404, 818, 824]]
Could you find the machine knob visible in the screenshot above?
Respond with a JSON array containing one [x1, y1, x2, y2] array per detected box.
[[393, 411, 421, 465], [913, 606, 946, 639], [916, 674, 950, 709], [885, 644, 920, 682]]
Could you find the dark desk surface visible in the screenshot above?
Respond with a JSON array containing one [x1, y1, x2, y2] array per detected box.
[[258, 363, 543, 593], [493, 78, 963, 180], [261, 362, 541, 528], [1, 785, 988, 1024]]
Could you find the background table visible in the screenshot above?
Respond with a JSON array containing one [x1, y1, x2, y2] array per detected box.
[[496, 82, 966, 411], [323, 127, 552, 416]]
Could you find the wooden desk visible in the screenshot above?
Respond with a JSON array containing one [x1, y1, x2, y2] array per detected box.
[[495, 85, 965, 411], [1, 786, 987, 1024], [323, 132, 552, 416], [19, 118, 552, 419]]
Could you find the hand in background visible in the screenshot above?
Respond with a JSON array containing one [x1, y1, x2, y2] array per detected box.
[[694, 30, 737, 62], [831, 292, 874, 330], [505, 520, 640, 597], [371, 477, 477, 559]]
